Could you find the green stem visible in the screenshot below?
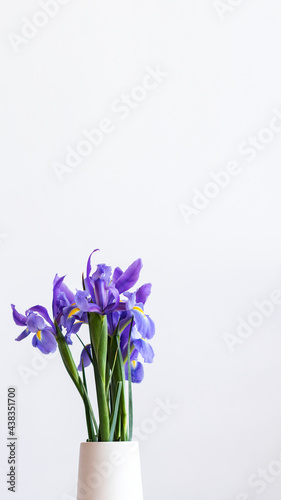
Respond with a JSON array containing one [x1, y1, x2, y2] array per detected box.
[[114, 344, 128, 440], [82, 360, 95, 442], [88, 313, 110, 441], [127, 319, 134, 441]]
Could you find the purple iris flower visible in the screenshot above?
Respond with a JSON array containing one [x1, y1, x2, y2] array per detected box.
[[53, 274, 87, 344], [12, 250, 155, 386], [12, 304, 57, 355], [123, 288, 155, 340], [73, 250, 143, 316], [12, 275, 86, 353], [53, 274, 75, 319], [77, 282, 155, 380], [107, 282, 153, 336], [121, 285, 155, 382], [120, 322, 155, 364], [103, 282, 155, 382], [124, 350, 145, 384]]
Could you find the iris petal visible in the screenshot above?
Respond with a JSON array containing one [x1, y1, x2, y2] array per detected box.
[[123, 291, 136, 311], [104, 285, 120, 313], [136, 283, 152, 305], [114, 258, 143, 294], [78, 344, 92, 371], [15, 328, 30, 341], [26, 313, 45, 333], [144, 315, 155, 340], [133, 338, 155, 363], [125, 360, 144, 383], [94, 278, 107, 310], [32, 329, 57, 354], [75, 291, 90, 311], [52, 275, 75, 319], [71, 322, 84, 334], [92, 264, 112, 283], [85, 249, 99, 303], [28, 305, 54, 328], [11, 304, 27, 326], [133, 308, 155, 339], [88, 303, 102, 313], [112, 267, 123, 284]]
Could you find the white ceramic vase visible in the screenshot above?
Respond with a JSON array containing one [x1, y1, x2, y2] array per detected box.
[[77, 441, 144, 500]]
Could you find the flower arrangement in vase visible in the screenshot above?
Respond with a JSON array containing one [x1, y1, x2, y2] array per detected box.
[[12, 249, 155, 500]]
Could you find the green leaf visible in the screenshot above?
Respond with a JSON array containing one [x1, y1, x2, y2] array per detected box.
[[88, 314, 110, 441], [109, 382, 122, 441], [113, 335, 127, 440], [81, 359, 88, 393], [88, 312, 108, 385], [127, 318, 134, 441], [82, 360, 95, 442], [106, 334, 120, 397]]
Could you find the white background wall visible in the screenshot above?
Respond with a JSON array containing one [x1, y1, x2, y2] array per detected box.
[[1, 0, 281, 499]]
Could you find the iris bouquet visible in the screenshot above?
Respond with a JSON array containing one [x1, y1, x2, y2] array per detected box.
[[12, 250, 155, 442]]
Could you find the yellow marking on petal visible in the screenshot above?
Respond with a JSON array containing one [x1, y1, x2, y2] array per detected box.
[[132, 360, 137, 369], [68, 307, 80, 319], [37, 330, 42, 341], [133, 306, 146, 317]]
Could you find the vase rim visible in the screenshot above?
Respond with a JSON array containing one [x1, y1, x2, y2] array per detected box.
[[80, 440, 139, 445]]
